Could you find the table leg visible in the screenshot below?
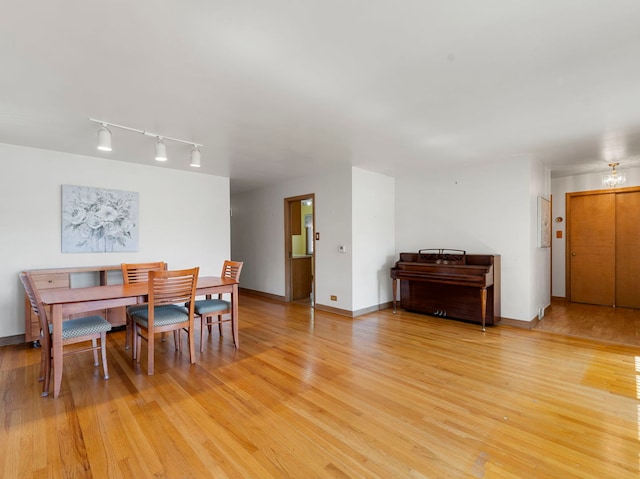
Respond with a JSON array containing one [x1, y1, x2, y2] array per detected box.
[[51, 304, 63, 398], [206, 294, 213, 334], [231, 284, 239, 348]]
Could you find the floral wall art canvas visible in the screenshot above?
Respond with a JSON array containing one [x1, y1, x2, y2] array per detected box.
[[62, 185, 139, 253], [537, 196, 551, 248]]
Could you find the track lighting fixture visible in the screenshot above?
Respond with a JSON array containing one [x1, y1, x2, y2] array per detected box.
[[189, 146, 201, 167], [96, 124, 112, 151], [89, 118, 203, 167]]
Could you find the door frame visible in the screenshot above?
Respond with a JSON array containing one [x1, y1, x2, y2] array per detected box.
[[284, 194, 315, 303]]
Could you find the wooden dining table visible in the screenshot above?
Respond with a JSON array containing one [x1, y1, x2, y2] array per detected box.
[[39, 276, 239, 398]]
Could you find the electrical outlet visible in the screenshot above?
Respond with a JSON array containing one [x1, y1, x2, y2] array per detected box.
[[330, 295, 337, 301]]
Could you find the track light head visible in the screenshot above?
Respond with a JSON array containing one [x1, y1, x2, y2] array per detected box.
[[154, 137, 167, 161], [97, 124, 112, 151], [190, 145, 201, 167]]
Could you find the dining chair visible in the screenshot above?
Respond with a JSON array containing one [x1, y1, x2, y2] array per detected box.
[[131, 267, 199, 375], [121, 261, 167, 355], [190, 260, 243, 351], [19, 272, 112, 397]]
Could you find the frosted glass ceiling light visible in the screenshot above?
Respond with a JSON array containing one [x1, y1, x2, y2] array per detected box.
[[154, 137, 167, 161], [602, 162, 626, 188], [189, 146, 201, 167], [97, 124, 112, 151]]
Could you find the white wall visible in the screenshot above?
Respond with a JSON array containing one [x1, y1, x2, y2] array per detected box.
[[231, 166, 395, 315], [550, 166, 640, 297], [231, 167, 354, 310], [395, 157, 548, 322], [352, 168, 395, 312], [530, 159, 552, 318], [0, 143, 230, 339]]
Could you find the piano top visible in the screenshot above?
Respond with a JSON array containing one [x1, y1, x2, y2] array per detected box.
[[390, 252, 497, 288]]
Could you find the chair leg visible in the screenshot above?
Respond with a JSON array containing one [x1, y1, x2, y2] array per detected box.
[[125, 314, 131, 350], [173, 330, 180, 351], [38, 334, 45, 382], [147, 332, 155, 375], [135, 324, 142, 364], [41, 344, 51, 397], [101, 332, 110, 380], [200, 315, 206, 352], [38, 356, 44, 382], [42, 366, 51, 397], [218, 314, 223, 336], [187, 327, 195, 365], [92, 338, 99, 366], [132, 320, 138, 360]]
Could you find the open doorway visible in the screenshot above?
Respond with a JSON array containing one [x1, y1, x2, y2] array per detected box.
[[284, 194, 315, 305]]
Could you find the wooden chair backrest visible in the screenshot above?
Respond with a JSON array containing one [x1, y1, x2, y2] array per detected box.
[[19, 272, 51, 350], [148, 268, 199, 308], [121, 262, 167, 285], [221, 261, 243, 281]]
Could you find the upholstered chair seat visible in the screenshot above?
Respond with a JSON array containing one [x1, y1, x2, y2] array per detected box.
[[51, 316, 112, 341], [191, 299, 230, 315], [131, 305, 190, 329]]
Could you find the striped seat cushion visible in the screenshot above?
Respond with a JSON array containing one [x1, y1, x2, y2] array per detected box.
[[48, 315, 112, 340], [131, 305, 190, 328]]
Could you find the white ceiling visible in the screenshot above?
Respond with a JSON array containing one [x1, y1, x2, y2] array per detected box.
[[2, 1, 640, 193]]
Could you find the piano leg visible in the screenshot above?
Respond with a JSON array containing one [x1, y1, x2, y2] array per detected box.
[[392, 278, 397, 314], [480, 287, 488, 332]]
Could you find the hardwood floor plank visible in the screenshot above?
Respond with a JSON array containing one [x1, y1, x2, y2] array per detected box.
[[2, 295, 640, 478]]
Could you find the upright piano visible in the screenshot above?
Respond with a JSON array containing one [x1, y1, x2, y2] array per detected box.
[[390, 249, 500, 330]]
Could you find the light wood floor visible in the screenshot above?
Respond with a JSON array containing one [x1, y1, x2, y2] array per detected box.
[[1, 295, 640, 478], [534, 297, 640, 347]]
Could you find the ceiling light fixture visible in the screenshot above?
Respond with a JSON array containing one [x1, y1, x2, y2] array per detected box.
[[189, 145, 201, 167], [154, 137, 167, 162], [602, 162, 626, 188], [89, 118, 203, 167], [96, 124, 112, 151]]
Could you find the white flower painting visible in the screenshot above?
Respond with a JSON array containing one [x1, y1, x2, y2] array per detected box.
[[62, 185, 139, 253]]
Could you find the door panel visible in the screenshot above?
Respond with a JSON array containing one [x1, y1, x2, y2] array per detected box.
[[615, 191, 640, 308], [569, 194, 615, 305]]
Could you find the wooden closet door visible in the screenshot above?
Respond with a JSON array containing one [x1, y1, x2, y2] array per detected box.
[[615, 191, 640, 308], [568, 193, 615, 305]]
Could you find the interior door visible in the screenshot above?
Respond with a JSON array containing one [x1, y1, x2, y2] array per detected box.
[[568, 193, 615, 305], [284, 194, 314, 303], [615, 191, 640, 308]]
